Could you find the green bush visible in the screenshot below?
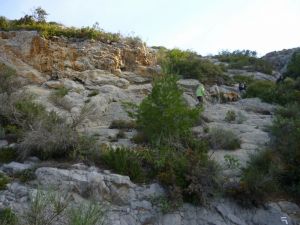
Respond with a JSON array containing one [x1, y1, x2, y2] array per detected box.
[[0, 147, 18, 163], [244, 79, 300, 105], [68, 202, 105, 225], [225, 110, 236, 122], [270, 104, 300, 198], [100, 147, 150, 183], [159, 48, 224, 83], [243, 80, 276, 103], [14, 168, 36, 183], [0, 208, 18, 225], [232, 75, 255, 85], [136, 75, 200, 146], [217, 50, 273, 74], [285, 51, 300, 79], [0, 173, 10, 190], [208, 128, 241, 150]]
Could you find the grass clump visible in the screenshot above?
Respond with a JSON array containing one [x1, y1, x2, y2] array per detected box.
[[14, 168, 36, 183], [224, 110, 236, 122], [100, 147, 149, 183], [284, 50, 300, 79], [0, 208, 18, 225], [0, 173, 10, 190], [0, 147, 18, 163], [208, 128, 241, 150], [68, 202, 105, 225]]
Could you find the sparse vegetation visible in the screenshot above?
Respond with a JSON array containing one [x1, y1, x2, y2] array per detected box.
[[0, 173, 10, 190], [225, 110, 236, 122], [0, 147, 18, 163], [0, 208, 18, 225], [158, 48, 226, 84], [224, 155, 240, 169], [0, 9, 121, 43], [68, 202, 105, 225], [208, 128, 241, 150], [14, 168, 37, 183], [217, 50, 273, 74], [284, 50, 300, 79]]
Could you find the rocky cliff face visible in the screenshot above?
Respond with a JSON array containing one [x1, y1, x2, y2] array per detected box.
[[0, 31, 157, 83], [262, 47, 300, 73], [0, 32, 299, 225]]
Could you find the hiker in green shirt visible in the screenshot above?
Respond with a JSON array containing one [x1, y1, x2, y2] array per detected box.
[[196, 83, 205, 105]]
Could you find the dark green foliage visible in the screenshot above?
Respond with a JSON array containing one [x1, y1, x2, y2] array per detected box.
[[109, 120, 136, 130], [233, 104, 300, 205], [285, 51, 300, 79], [244, 80, 276, 102], [32, 7, 48, 23], [225, 110, 236, 122], [136, 75, 200, 146], [0, 148, 18, 163], [53, 87, 69, 97], [208, 128, 241, 150], [217, 50, 273, 74], [0, 173, 9, 190], [14, 168, 36, 183], [270, 104, 300, 198], [244, 79, 300, 105], [100, 148, 149, 183], [0, 208, 18, 225], [159, 49, 224, 84]]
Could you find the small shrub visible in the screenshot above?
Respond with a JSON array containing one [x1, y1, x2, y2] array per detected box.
[[100, 148, 149, 183], [151, 196, 177, 214], [224, 154, 240, 169], [243, 80, 276, 103], [68, 202, 105, 225], [25, 189, 70, 225], [116, 130, 126, 139], [14, 168, 36, 183], [209, 128, 241, 150], [236, 111, 247, 124], [225, 110, 236, 122], [109, 120, 136, 130], [284, 51, 300, 79], [0, 125, 5, 139], [0, 147, 18, 163], [0, 173, 10, 190], [235, 149, 279, 206], [49, 87, 72, 111], [87, 90, 99, 97], [0, 208, 18, 225]]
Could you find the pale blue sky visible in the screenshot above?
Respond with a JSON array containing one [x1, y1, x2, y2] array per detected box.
[[1, 0, 300, 56]]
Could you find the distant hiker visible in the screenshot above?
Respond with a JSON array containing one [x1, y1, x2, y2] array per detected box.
[[196, 83, 205, 105], [276, 75, 285, 84], [209, 84, 220, 103], [238, 82, 246, 93]]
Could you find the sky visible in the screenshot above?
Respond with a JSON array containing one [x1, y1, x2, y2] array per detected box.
[[1, 0, 300, 56]]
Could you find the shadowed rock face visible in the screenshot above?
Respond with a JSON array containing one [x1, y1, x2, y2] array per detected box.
[[262, 47, 300, 73], [0, 31, 157, 83]]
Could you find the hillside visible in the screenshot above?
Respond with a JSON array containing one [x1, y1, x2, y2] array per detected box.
[[0, 19, 300, 225]]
